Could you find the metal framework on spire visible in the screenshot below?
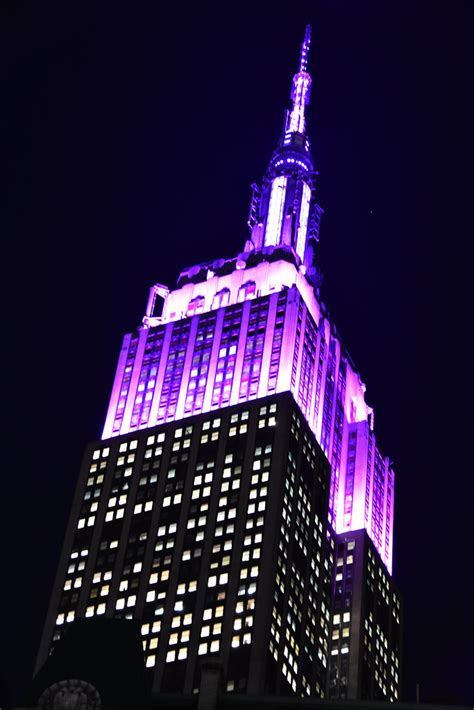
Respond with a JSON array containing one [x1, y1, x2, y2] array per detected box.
[[299, 24, 311, 72], [287, 24, 313, 135]]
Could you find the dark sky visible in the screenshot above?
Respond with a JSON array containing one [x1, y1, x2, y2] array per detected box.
[[2, 1, 473, 706]]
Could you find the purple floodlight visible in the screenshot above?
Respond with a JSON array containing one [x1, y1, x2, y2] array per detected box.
[[101, 25, 395, 575]]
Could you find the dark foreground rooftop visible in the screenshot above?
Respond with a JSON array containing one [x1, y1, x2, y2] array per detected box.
[[15, 619, 469, 710]]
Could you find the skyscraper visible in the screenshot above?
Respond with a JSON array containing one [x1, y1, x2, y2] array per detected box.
[[35, 26, 401, 701]]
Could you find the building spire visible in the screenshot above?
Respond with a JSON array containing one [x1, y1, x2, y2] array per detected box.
[[299, 23, 311, 72], [244, 25, 322, 269], [287, 24, 312, 135]]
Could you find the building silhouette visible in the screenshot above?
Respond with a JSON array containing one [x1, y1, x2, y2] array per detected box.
[[34, 26, 401, 704]]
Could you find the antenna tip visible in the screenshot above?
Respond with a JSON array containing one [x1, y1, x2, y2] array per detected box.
[[300, 24, 312, 72]]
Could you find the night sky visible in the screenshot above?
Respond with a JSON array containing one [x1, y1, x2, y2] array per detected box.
[[2, 1, 473, 706]]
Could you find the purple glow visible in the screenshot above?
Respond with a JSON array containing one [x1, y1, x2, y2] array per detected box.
[[287, 24, 312, 135], [264, 176, 287, 246], [288, 72, 311, 135], [101, 25, 395, 575], [296, 182, 311, 260], [299, 24, 311, 73], [102, 261, 394, 574]]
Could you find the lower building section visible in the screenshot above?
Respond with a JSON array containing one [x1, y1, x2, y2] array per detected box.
[[327, 529, 402, 700], [37, 392, 335, 697]]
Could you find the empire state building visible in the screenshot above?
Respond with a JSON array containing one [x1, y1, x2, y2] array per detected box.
[[35, 26, 401, 702]]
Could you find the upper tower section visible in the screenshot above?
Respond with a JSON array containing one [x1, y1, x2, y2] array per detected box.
[[102, 26, 395, 572], [245, 25, 322, 281]]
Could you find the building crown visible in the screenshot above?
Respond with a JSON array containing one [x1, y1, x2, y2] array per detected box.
[[245, 25, 322, 282]]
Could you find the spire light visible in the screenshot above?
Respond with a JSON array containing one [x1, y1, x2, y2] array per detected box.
[[287, 25, 313, 135], [299, 24, 311, 72]]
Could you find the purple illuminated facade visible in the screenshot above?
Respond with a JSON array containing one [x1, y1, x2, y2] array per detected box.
[[102, 27, 394, 574], [36, 27, 401, 702]]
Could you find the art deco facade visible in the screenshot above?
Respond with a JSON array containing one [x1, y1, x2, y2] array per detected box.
[[36, 27, 401, 701]]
